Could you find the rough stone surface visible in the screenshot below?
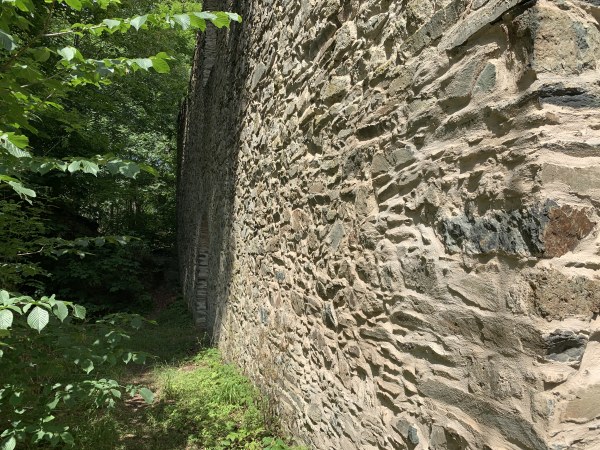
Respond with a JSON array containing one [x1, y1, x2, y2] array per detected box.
[[178, 0, 600, 448]]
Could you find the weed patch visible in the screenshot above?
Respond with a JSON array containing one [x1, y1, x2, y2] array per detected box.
[[67, 300, 304, 450]]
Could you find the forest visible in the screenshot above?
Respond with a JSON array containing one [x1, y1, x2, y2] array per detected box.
[[0, 1, 300, 449], [6, 0, 596, 448]]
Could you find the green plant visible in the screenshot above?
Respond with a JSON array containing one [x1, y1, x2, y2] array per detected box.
[[48, 243, 152, 314], [0, 290, 154, 448], [148, 348, 300, 450], [0, 1, 248, 448], [26, 298, 305, 450]]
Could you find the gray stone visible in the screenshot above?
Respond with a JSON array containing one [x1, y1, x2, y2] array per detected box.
[[320, 75, 351, 104], [545, 330, 587, 363], [564, 384, 600, 423], [475, 62, 497, 92], [444, 58, 480, 99], [419, 379, 547, 450], [250, 62, 267, 90], [334, 21, 357, 56], [408, 426, 419, 445], [260, 307, 269, 325], [370, 153, 390, 176], [473, 0, 490, 8], [438, 201, 554, 257], [327, 220, 345, 251], [323, 301, 338, 328], [540, 85, 600, 108]]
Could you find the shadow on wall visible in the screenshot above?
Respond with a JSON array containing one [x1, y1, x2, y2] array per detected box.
[[177, 0, 248, 340]]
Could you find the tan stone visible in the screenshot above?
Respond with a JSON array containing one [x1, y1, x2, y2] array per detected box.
[[564, 384, 600, 423]]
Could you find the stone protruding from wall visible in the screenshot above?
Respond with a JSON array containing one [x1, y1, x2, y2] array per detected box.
[[178, 0, 600, 448]]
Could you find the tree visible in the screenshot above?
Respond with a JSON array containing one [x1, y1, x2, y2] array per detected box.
[[0, 1, 241, 447], [0, 0, 240, 200]]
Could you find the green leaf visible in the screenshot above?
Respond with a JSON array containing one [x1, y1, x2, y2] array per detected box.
[[130, 15, 147, 31], [139, 387, 154, 404], [31, 47, 51, 62], [130, 316, 142, 330], [211, 12, 231, 28], [104, 159, 122, 175], [15, 0, 34, 12], [64, 0, 82, 10], [0, 134, 31, 158], [132, 58, 152, 71], [0, 290, 9, 305], [118, 161, 141, 178], [27, 306, 49, 332], [2, 144, 30, 158], [57, 46, 77, 62], [80, 359, 94, 374], [114, 235, 129, 245], [60, 432, 74, 446], [110, 389, 121, 399], [0, 29, 16, 52], [81, 160, 99, 175], [5, 133, 28, 149], [1, 436, 16, 450], [103, 19, 121, 29], [150, 57, 170, 74], [195, 11, 217, 20], [53, 301, 68, 322], [7, 181, 36, 201], [47, 396, 60, 410], [67, 160, 81, 172], [66, 159, 98, 175], [139, 163, 158, 176], [226, 12, 242, 23], [189, 15, 206, 31], [0, 310, 13, 330], [173, 14, 191, 30], [73, 304, 86, 319], [74, 238, 89, 248], [9, 391, 22, 406]]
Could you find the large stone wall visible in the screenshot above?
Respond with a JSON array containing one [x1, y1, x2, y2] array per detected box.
[[177, 0, 600, 448]]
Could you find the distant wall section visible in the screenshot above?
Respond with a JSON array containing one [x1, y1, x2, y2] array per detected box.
[[178, 1, 600, 448]]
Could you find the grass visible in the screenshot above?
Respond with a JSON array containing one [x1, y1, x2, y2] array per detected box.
[[67, 299, 304, 450]]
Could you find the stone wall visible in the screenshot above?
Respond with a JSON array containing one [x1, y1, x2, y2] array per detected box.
[[177, 0, 600, 448]]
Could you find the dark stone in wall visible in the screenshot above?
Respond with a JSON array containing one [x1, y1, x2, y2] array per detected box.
[[440, 201, 594, 257], [439, 201, 551, 256], [545, 330, 588, 363], [540, 85, 600, 109]]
